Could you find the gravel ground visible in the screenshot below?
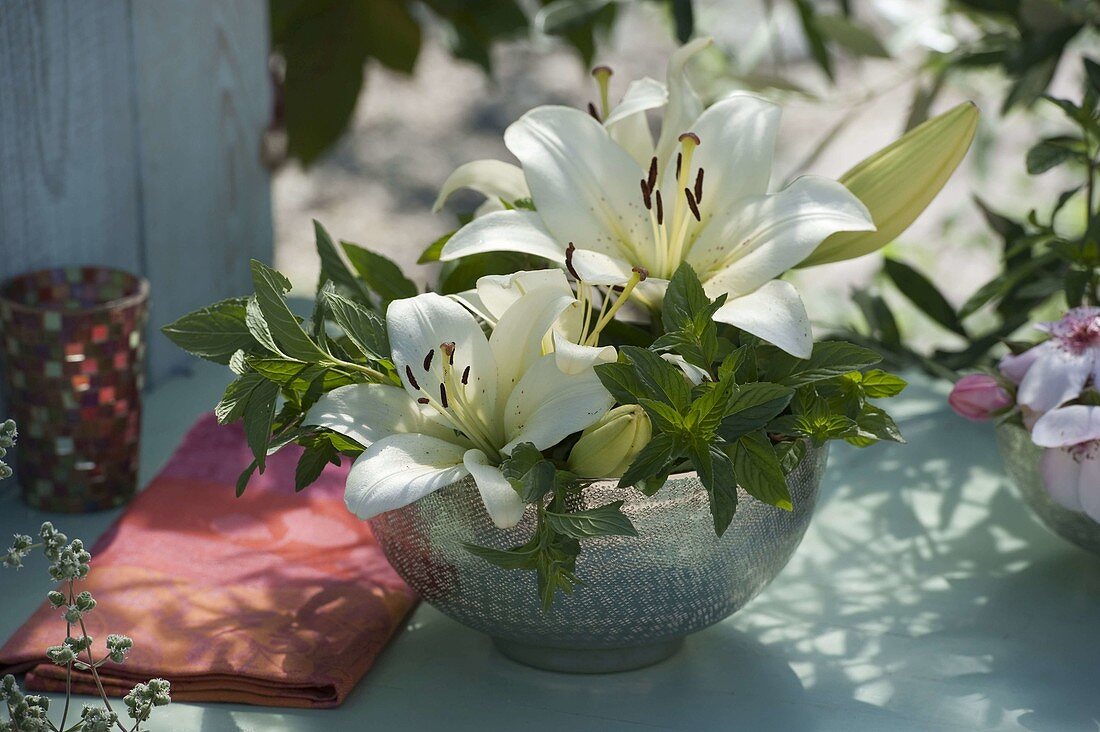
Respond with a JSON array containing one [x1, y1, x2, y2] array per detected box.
[[272, 2, 1085, 349]]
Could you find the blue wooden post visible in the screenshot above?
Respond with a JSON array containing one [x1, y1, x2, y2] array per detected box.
[[0, 0, 273, 392]]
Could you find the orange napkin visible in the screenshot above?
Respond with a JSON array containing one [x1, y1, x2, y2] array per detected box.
[[0, 414, 417, 708]]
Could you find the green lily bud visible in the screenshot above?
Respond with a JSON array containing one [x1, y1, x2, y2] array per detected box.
[[799, 101, 979, 267], [568, 405, 652, 479]]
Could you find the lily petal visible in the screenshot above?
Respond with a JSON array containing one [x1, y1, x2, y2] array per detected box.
[[440, 210, 566, 263], [694, 176, 875, 296], [662, 353, 709, 385], [504, 105, 649, 260], [490, 286, 578, 401], [433, 159, 531, 213], [463, 449, 526, 528], [570, 248, 638, 286], [387, 293, 498, 436], [552, 331, 617, 375], [502, 354, 614, 453], [654, 37, 711, 169], [1017, 347, 1093, 413], [475, 269, 573, 322], [304, 383, 462, 447], [683, 93, 781, 220], [345, 434, 469, 519], [1031, 406, 1100, 447], [605, 77, 666, 167], [1040, 447, 1086, 512], [713, 279, 813, 359]]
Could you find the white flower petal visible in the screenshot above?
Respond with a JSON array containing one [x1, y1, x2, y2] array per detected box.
[[450, 289, 495, 323], [999, 343, 1047, 385], [475, 269, 573, 321], [433, 159, 530, 213], [713, 279, 813, 359], [490, 286, 578, 402], [694, 176, 875, 296], [440, 210, 566, 263], [662, 353, 709, 385], [552, 331, 617, 375], [1040, 447, 1085, 512], [654, 37, 711, 169], [304, 383, 461, 447], [606, 77, 666, 168], [387, 293, 498, 438], [1031, 406, 1100, 447], [463, 449, 526, 528], [1080, 455, 1100, 521], [570, 248, 638, 286], [1017, 347, 1093, 413], [504, 105, 650, 260], [344, 434, 469, 519], [502, 354, 614, 453], [686, 93, 781, 214]]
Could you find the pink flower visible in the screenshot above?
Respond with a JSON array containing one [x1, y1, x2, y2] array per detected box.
[[1004, 307, 1100, 413], [1032, 405, 1100, 520], [948, 373, 1013, 421]]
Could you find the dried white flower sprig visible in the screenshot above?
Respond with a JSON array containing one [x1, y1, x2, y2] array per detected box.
[[0, 419, 170, 732]]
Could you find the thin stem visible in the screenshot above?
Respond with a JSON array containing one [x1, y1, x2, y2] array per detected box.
[[76, 616, 128, 732]]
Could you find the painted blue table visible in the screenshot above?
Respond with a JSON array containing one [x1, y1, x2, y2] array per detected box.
[[1, 365, 1098, 731]]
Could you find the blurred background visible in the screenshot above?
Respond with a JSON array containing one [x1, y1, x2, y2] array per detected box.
[[2, 0, 1097, 384]]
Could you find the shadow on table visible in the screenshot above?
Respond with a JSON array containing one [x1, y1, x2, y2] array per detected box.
[[735, 378, 1100, 729]]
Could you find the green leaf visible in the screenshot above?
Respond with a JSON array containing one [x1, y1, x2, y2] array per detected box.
[[1026, 136, 1085, 175], [1085, 58, 1100, 97], [775, 439, 807, 474], [463, 542, 538, 570], [686, 438, 739, 536], [731, 432, 792, 510], [417, 231, 454, 264], [757, 341, 882, 387], [161, 298, 255, 365], [619, 346, 692, 411], [438, 251, 542, 294], [717, 382, 794, 440], [544, 501, 638, 539], [847, 404, 905, 446], [362, 0, 421, 73], [242, 379, 280, 471], [341, 241, 419, 302], [638, 398, 685, 434], [883, 258, 966, 336], [216, 373, 270, 424], [315, 220, 374, 304], [236, 460, 258, 498], [295, 440, 339, 492], [619, 433, 682, 492], [245, 296, 282, 355], [322, 289, 390, 361], [594, 361, 648, 404], [815, 14, 889, 58], [250, 260, 329, 362], [792, 0, 834, 80], [500, 443, 555, 503], [858, 370, 907, 398], [655, 263, 724, 370]]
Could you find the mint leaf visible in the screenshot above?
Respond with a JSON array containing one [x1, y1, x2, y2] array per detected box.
[[637, 398, 685, 434], [594, 361, 647, 403], [544, 501, 638, 539], [250, 260, 329, 362], [858, 370, 908, 398], [757, 340, 882, 386], [500, 443, 555, 503], [686, 437, 739, 536], [341, 241, 419, 302], [619, 432, 682, 493], [322, 289, 390, 361], [463, 542, 538, 570], [846, 404, 905, 446], [618, 346, 692, 411], [161, 297, 255, 365], [315, 220, 373, 305], [654, 262, 724, 370], [295, 440, 339, 492], [242, 379, 280, 471], [731, 432, 792, 510], [417, 231, 454, 264], [245, 296, 283, 355], [718, 383, 794, 440]]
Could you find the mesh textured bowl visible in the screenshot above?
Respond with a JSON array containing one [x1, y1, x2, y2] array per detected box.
[[0, 267, 148, 512], [997, 422, 1100, 556], [369, 443, 827, 672]]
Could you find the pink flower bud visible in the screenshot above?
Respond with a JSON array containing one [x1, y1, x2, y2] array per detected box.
[[949, 374, 1013, 421]]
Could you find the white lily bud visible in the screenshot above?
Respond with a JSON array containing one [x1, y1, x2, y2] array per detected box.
[[799, 101, 979, 267], [568, 405, 653, 479]]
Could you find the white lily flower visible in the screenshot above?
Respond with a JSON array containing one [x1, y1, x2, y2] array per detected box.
[[435, 40, 875, 358], [306, 290, 614, 528]]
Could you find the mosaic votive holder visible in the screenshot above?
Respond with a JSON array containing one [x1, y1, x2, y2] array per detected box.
[[0, 267, 149, 512]]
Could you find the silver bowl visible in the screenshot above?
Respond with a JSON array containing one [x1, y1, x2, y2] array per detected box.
[[996, 422, 1100, 556], [368, 443, 828, 673]]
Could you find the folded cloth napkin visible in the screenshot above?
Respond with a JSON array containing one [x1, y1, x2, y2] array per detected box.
[[0, 414, 417, 708]]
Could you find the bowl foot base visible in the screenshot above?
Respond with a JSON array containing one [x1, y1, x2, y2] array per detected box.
[[492, 637, 684, 673]]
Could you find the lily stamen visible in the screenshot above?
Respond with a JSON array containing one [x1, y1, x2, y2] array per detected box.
[[405, 365, 421, 390], [591, 65, 613, 119], [584, 267, 648, 346]]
